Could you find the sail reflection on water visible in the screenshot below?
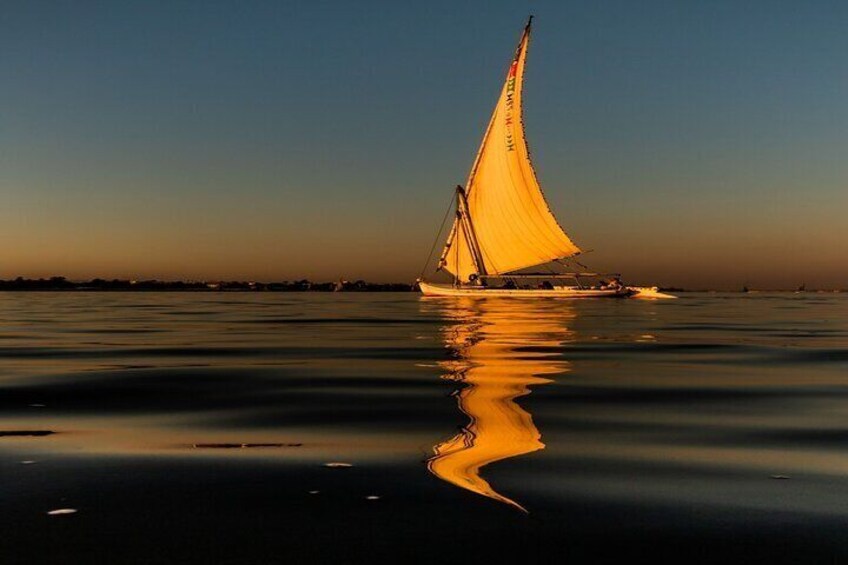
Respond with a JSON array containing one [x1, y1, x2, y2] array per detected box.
[[424, 298, 574, 511]]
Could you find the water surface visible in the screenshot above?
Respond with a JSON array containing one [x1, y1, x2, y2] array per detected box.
[[1, 292, 847, 563]]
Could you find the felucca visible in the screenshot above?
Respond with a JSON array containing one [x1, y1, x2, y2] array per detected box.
[[418, 17, 674, 299]]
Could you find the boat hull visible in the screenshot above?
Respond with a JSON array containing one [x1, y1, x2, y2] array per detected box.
[[418, 281, 631, 298]]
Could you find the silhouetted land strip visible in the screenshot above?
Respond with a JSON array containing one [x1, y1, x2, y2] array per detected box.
[[0, 277, 415, 292]]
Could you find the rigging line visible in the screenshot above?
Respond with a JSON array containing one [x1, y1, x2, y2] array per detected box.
[[419, 194, 456, 280]]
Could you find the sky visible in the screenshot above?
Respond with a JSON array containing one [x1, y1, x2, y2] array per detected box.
[[2, 0, 847, 289]]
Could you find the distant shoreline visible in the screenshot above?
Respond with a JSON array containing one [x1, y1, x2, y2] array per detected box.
[[0, 277, 414, 292], [0, 277, 844, 293]]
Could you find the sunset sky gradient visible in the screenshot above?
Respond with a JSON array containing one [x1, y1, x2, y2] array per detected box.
[[3, 1, 847, 288]]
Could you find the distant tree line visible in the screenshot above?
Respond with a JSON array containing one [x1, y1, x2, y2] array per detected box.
[[0, 276, 416, 292]]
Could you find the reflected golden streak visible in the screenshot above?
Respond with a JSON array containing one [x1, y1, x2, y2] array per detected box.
[[425, 298, 573, 511]]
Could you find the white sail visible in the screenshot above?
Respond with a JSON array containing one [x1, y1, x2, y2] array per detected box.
[[439, 19, 581, 282]]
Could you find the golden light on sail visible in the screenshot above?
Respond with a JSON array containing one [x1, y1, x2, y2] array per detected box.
[[440, 19, 581, 282], [424, 298, 573, 511]]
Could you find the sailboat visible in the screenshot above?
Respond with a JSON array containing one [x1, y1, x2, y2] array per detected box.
[[418, 17, 674, 299]]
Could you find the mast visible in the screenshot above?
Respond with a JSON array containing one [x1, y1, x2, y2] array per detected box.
[[456, 186, 487, 279]]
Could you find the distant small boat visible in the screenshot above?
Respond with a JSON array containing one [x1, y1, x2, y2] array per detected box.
[[418, 17, 673, 299]]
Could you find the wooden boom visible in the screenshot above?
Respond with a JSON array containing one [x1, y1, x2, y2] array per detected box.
[[479, 272, 620, 279]]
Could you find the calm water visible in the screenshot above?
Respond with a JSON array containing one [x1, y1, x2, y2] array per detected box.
[[1, 292, 847, 563]]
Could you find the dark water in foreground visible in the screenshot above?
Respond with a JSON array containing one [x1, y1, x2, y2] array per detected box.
[[1, 292, 847, 563]]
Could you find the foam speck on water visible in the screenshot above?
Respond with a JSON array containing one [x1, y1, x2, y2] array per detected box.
[[47, 508, 77, 516]]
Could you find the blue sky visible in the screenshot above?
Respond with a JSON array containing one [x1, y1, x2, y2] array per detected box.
[[2, 1, 846, 288]]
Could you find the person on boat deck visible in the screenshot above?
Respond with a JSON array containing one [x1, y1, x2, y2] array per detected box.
[[600, 278, 621, 290], [503, 280, 516, 289], [539, 281, 553, 290]]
